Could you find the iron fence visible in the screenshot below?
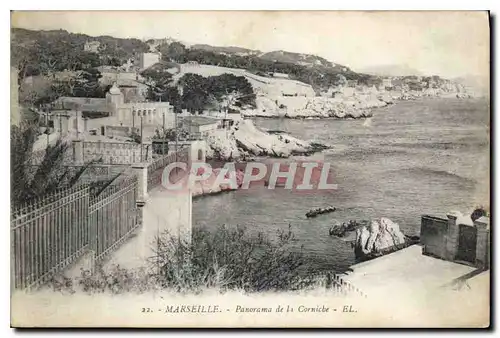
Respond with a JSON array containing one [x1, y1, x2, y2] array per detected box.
[[291, 271, 367, 297], [11, 185, 90, 289], [147, 147, 190, 192], [89, 176, 140, 263], [11, 175, 140, 290]]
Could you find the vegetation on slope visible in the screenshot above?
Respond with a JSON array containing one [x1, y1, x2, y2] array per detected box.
[[11, 28, 149, 78], [50, 225, 327, 294]]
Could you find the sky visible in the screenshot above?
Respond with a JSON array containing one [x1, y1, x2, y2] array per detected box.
[[11, 11, 490, 79]]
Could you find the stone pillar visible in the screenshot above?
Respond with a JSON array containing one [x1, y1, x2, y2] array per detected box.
[[445, 213, 459, 261], [73, 140, 84, 165], [75, 110, 84, 135], [54, 114, 61, 133], [474, 216, 490, 269], [132, 163, 148, 231], [83, 117, 89, 133], [132, 163, 148, 205], [61, 115, 70, 135]]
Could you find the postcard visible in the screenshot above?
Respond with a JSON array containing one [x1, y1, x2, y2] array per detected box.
[[10, 10, 490, 328]]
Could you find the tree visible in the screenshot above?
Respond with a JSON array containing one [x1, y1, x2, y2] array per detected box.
[[10, 122, 93, 206], [18, 75, 62, 107], [142, 66, 174, 87], [11, 44, 40, 79], [160, 42, 187, 63], [334, 74, 348, 87], [178, 73, 210, 113], [72, 68, 105, 98], [142, 68, 182, 111], [207, 74, 256, 108]]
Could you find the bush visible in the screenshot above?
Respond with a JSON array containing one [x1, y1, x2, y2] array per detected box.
[[49, 225, 320, 295], [150, 224, 316, 294]]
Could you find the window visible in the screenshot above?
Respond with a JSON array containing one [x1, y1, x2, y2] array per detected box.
[[198, 149, 203, 161]]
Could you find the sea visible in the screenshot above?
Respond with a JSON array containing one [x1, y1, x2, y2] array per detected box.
[[193, 97, 490, 273]]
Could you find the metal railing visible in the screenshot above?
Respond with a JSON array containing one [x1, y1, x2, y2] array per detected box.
[[11, 185, 90, 290], [291, 271, 367, 297], [147, 147, 190, 192], [10, 175, 140, 290], [89, 176, 140, 263]]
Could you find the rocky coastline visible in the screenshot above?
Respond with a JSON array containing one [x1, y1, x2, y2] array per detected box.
[[241, 86, 475, 120], [204, 119, 329, 161], [328, 217, 419, 262], [202, 83, 477, 162]]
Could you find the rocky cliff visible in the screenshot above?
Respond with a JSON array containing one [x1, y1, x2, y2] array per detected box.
[[353, 218, 407, 260], [205, 119, 321, 160]]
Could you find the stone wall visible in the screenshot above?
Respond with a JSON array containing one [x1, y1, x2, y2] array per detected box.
[[474, 217, 490, 269], [420, 213, 490, 269], [420, 215, 449, 259], [81, 141, 152, 164], [103, 125, 139, 138], [445, 213, 460, 261]]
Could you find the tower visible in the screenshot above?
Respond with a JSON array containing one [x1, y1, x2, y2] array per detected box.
[[106, 82, 124, 117]]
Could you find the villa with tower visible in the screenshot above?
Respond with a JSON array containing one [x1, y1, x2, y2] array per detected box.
[[51, 82, 175, 128]]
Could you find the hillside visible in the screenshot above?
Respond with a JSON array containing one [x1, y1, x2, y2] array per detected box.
[[11, 28, 150, 78], [258, 50, 334, 68], [171, 63, 316, 98], [190, 44, 261, 56], [11, 27, 381, 92], [189, 44, 337, 68], [358, 64, 425, 77], [12, 27, 464, 109]]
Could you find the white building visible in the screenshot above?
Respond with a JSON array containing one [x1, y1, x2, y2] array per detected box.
[[138, 52, 161, 70], [180, 116, 220, 138], [52, 83, 175, 129], [270, 72, 289, 79], [84, 41, 101, 53], [106, 83, 174, 127], [382, 78, 393, 89]]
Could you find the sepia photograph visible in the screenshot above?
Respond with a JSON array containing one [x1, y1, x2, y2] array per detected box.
[[8, 10, 491, 328]]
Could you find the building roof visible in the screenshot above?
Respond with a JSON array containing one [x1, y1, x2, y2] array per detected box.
[[52, 97, 107, 110], [79, 103, 111, 113], [180, 116, 220, 126]]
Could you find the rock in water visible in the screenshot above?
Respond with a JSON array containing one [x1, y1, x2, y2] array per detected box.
[[354, 217, 406, 259]]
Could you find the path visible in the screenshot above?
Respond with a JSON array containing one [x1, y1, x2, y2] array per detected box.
[[65, 183, 192, 277], [341, 244, 476, 296]]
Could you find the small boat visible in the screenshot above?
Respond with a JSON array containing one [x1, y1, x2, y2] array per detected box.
[[306, 206, 336, 218]]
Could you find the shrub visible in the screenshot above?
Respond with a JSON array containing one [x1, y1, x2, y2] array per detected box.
[[48, 225, 320, 295], [10, 122, 94, 207], [148, 224, 318, 294]]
